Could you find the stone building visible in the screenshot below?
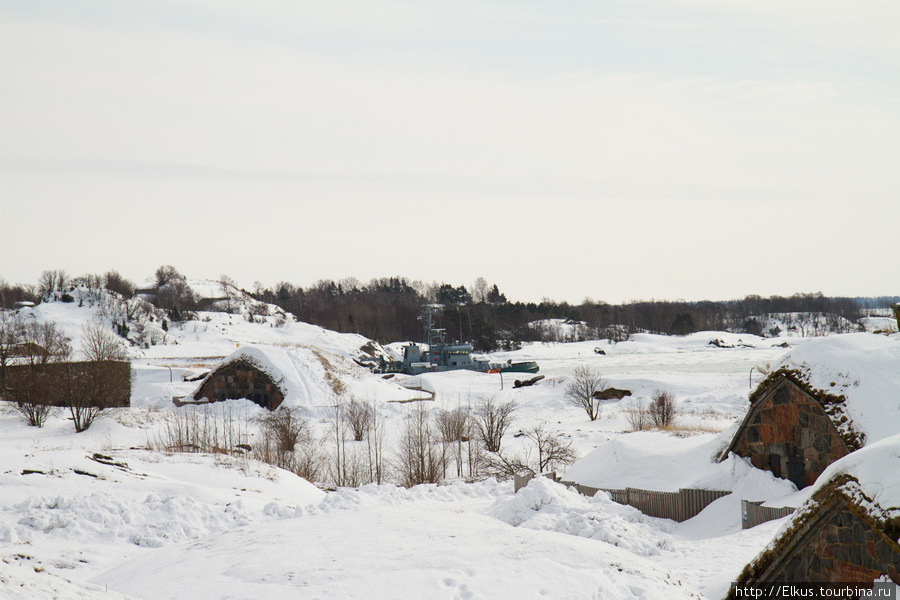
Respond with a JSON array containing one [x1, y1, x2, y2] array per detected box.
[[188, 345, 426, 411], [719, 333, 900, 490], [192, 358, 285, 410], [729, 435, 900, 588], [719, 370, 857, 489]]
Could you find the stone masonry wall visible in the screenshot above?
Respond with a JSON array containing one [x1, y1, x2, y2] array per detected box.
[[733, 380, 848, 488], [194, 360, 284, 410], [761, 497, 900, 583]]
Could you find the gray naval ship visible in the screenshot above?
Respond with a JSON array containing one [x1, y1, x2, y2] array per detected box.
[[401, 306, 538, 376]]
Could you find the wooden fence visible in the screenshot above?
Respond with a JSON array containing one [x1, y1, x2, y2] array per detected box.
[[514, 472, 731, 523], [741, 499, 796, 529]]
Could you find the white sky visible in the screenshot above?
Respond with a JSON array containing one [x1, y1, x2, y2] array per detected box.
[[1, 0, 898, 304]]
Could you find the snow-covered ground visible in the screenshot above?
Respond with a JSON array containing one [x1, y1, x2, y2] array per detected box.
[[3, 300, 898, 598]]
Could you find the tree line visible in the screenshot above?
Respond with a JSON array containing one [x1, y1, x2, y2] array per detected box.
[[1, 268, 894, 351]]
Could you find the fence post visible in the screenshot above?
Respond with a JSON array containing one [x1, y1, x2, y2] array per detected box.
[[514, 472, 535, 493]]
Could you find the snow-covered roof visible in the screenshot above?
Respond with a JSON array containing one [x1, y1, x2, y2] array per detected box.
[[758, 333, 900, 446], [805, 432, 900, 522], [193, 344, 425, 408], [562, 431, 797, 497], [735, 433, 900, 584]]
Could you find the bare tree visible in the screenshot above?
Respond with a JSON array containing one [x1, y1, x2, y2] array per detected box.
[[103, 270, 135, 299], [565, 365, 607, 421], [38, 269, 70, 299], [474, 396, 517, 453], [154, 265, 181, 289], [471, 277, 490, 304], [219, 275, 238, 314], [326, 399, 370, 487], [256, 406, 319, 478], [395, 404, 444, 487], [436, 406, 471, 477], [328, 399, 350, 486], [0, 311, 24, 395], [7, 321, 71, 427], [649, 389, 677, 427], [626, 399, 649, 432], [480, 423, 576, 480], [526, 423, 577, 474], [67, 322, 131, 433], [155, 278, 197, 318], [345, 397, 374, 442], [365, 399, 387, 484]]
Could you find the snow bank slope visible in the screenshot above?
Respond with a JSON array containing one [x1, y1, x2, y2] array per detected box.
[[0, 560, 140, 600], [192, 344, 424, 407], [0, 448, 325, 576], [562, 431, 795, 498], [487, 476, 674, 556], [773, 333, 900, 444], [94, 494, 703, 600]]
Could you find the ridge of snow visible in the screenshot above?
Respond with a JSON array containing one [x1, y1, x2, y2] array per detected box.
[[772, 333, 900, 445]]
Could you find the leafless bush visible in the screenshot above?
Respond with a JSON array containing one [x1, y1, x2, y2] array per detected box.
[[474, 396, 517, 453], [436, 407, 469, 443], [649, 389, 677, 427], [10, 399, 58, 428], [6, 320, 71, 427], [480, 423, 576, 479], [38, 269, 70, 299], [154, 404, 250, 454], [327, 399, 382, 487], [66, 323, 131, 433], [479, 450, 529, 480], [626, 399, 649, 432], [565, 366, 607, 421], [436, 406, 473, 478], [345, 398, 374, 442], [103, 270, 135, 299], [527, 423, 577, 474], [292, 434, 324, 482], [395, 404, 445, 487], [365, 399, 388, 484], [252, 406, 323, 481], [258, 406, 307, 452]]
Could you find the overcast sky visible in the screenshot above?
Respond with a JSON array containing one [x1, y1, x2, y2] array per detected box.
[[1, 0, 898, 304]]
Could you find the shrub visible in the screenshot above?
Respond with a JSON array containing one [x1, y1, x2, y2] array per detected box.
[[626, 399, 649, 432], [649, 389, 677, 427], [344, 398, 374, 442], [474, 396, 517, 453], [564, 366, 607, 421], [395, 404, 444, 487]]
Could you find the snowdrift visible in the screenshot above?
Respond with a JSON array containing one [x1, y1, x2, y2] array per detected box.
[[191, 344, 426, 408]]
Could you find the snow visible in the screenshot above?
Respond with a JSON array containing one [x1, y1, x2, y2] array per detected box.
[[859, 315, 898, 333], [771, 333, 900, 444], [487, 476, 674, 556], [740, 433, 900, 583], [92, 502, 704, 600], [801, 432, 900, 522], [15, 290, 387, 365], [4, 300, 896, 598], [562, 431, 796, 498], [190, 344, 426, 408]]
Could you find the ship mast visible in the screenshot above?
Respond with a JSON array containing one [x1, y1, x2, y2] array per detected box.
[[422, 305, 446, 349]]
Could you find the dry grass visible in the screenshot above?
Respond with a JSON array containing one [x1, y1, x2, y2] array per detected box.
[[309, 347, 347, 395], [655, 422, 725, 435]]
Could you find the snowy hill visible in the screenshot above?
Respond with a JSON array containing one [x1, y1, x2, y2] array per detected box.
[[13, 291, 391, 365], [4, 298, 898, 598], [190, 344, 426, 408]]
